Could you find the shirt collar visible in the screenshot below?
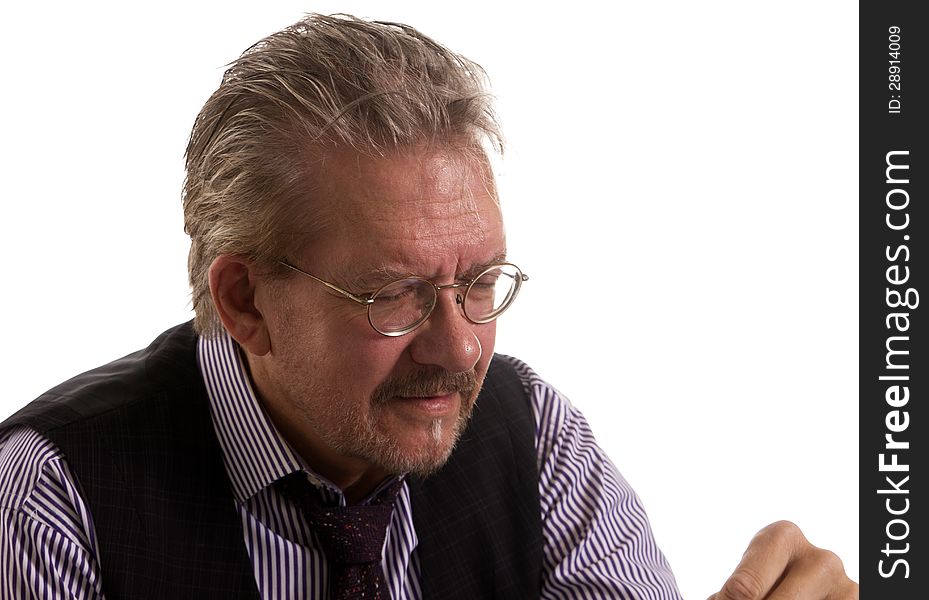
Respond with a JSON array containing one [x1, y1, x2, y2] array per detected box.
[[196, 330, 309, 502]]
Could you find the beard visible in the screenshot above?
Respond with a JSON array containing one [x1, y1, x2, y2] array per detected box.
[[325, 366, 481, 477], [264, 292, 487, 480]]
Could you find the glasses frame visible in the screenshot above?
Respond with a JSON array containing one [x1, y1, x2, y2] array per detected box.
[[278, 259, 528, 337]]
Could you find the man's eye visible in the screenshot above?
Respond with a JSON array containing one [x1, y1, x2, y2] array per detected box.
[[375, 283, 418, 303]]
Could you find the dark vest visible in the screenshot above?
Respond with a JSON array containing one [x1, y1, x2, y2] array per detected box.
[[1, 323, 543, 599]]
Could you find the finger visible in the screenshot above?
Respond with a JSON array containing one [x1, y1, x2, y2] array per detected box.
[[759, 548, 850, 600], [711, 521, 805, 600]]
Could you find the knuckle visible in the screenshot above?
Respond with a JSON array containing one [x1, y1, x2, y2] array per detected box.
[[815, 548, 844, 576], [765, 519, 802, 540], [758, 520, 807, 554], [721, 568, 765, 600], [811, 548, 856, 598]]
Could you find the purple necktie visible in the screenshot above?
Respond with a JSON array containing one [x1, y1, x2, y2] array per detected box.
[[275, 472, 402, 599]]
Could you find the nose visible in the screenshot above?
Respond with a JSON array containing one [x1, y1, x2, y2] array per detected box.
[[408, 290, 483, 373]]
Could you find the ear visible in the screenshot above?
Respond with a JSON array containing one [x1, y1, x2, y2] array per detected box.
[[208, 255, 271, 355]]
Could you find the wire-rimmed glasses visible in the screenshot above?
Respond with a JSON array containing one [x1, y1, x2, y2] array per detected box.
[[278, 260, 528, 337]]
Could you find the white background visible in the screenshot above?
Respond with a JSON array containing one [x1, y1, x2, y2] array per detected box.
[[0, 2, 858, 597]]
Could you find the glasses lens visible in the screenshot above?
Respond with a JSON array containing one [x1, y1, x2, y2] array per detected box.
[[465, 264, 523, 323], [369, 278, 436, 335]]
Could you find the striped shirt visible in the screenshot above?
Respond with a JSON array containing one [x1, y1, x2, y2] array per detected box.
[[0, 332, 682, 599]]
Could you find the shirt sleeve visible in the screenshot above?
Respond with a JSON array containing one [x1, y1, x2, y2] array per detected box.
[[0, 426, 106, 599], [503, 357, 683, 600]]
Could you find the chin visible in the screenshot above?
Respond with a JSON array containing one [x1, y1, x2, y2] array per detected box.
[[380, 417, 465, 476], [339, 412, 470, 478]]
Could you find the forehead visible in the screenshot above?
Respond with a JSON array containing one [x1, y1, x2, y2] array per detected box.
[[305, 146, 505, 275]]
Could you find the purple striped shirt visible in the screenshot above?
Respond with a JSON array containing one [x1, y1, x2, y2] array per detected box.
[[0, 332, 681, 599]]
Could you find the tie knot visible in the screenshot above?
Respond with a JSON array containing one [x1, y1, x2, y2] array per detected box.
[[273, 472, 404, 567], [307, 504, 396, 565]]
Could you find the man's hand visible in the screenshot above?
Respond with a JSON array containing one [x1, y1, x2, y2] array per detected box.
[[707, 521, 858, 600]]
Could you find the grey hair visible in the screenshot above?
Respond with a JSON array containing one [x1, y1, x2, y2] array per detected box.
[[183, 13, 503, 335]]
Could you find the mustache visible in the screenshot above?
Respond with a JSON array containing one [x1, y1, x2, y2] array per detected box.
[[371, 367, 478, 405]]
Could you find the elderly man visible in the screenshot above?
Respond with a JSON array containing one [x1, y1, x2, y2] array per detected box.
[[0, 14, 855, 600]]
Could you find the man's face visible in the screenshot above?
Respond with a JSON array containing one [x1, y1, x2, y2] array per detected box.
[[249, 145, 505, 486]]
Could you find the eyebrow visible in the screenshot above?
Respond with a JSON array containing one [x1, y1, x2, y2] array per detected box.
[[347, 267, 410, 290], [348, 252, 509, 291], [458, 252, 509, 280]]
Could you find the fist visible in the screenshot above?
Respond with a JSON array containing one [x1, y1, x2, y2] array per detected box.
[[707, 521, 858, 600]]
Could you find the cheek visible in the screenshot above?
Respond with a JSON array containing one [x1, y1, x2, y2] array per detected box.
[[335, 336, 413, 390]]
